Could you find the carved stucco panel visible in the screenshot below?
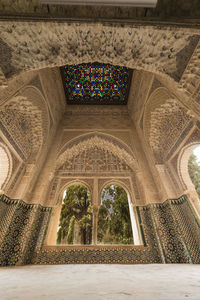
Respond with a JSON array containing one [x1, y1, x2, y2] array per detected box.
[[0, 86, 50, 160], [0, 20, 199, 111], [57, 134, 137, 171], [143, 87, 192, 163]]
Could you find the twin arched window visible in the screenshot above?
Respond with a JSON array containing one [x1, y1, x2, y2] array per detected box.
[[56, 184, 135, 245]]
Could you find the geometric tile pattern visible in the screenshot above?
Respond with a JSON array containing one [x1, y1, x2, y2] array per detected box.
[[0, 194, 52, 266], [170, 197, 200, 264], [0, 194, 199, 265], [34, 246, 156, 265], [152, 201, 191, 263]]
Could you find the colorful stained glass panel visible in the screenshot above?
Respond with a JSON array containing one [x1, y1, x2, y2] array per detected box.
[[61, 63, 132, 105]]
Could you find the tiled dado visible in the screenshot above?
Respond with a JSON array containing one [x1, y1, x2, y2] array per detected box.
[[33, 245, 158, 265], [0, 194, 199, 266], [0, 194, 52, 266]]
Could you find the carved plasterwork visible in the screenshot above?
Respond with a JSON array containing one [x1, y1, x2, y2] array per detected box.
[[143, 87, 192, 163], [0, 86, 49, 160], [59, 147, 132, 174], [57, 133, 137, 171], [0, 67, 7, 88], [60, 178, 93, 196], [49, 177, 94, 206], [0, 20, 199, 97], [179, 40, 200, 102], [182, 128, 200, 148], [0, 71, 37, 106], [98, 178, 132, 201], [47, 132, 140, 207]]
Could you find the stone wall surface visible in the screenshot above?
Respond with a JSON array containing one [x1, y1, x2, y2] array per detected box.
[[0, 0, 199, 21], [0, 194, 199, 266]]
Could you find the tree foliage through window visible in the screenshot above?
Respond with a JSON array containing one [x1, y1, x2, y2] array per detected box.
[[97, 184, 134, 245], [57, 185, 92, 245], [188, 153, 200, 197]]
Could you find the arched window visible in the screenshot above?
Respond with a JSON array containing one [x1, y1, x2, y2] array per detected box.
[[57, 184, 92, 245], [97, 184, 138, 245], [178, 143, 200, 193], [188, 145, 200, 197], [0, 143, 12, 193]]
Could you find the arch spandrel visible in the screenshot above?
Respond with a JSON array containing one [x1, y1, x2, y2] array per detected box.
[[56, 133, 138, 172]]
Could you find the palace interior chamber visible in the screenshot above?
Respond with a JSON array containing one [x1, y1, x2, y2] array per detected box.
[[0, 0, 200, 266]]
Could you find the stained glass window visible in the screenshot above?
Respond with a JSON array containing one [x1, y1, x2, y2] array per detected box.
[[60, 63, 132, 105]]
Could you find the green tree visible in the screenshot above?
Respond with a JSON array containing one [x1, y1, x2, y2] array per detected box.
[[188, 153, 200, 197], [97, 185, 133, 245], [57, 185, 92, 245]]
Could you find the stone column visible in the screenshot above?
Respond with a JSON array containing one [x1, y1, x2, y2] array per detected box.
[[127, 194, 142, 245], [91, 177, 99, 245]]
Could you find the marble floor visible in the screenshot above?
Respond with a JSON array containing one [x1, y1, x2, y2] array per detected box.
[[0, 264, 200, 300]]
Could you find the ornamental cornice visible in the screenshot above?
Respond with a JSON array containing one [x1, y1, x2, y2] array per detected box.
[[64, 105, 129, 116]]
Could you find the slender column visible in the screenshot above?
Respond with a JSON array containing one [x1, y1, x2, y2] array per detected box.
[[92, 206, 99, 245], [92, 177, 99, 245]]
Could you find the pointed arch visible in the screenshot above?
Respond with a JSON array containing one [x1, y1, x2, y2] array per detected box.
[[0, 142, 12, 192], [56, 132, 138, 171], [178, 142, 200, 191]]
